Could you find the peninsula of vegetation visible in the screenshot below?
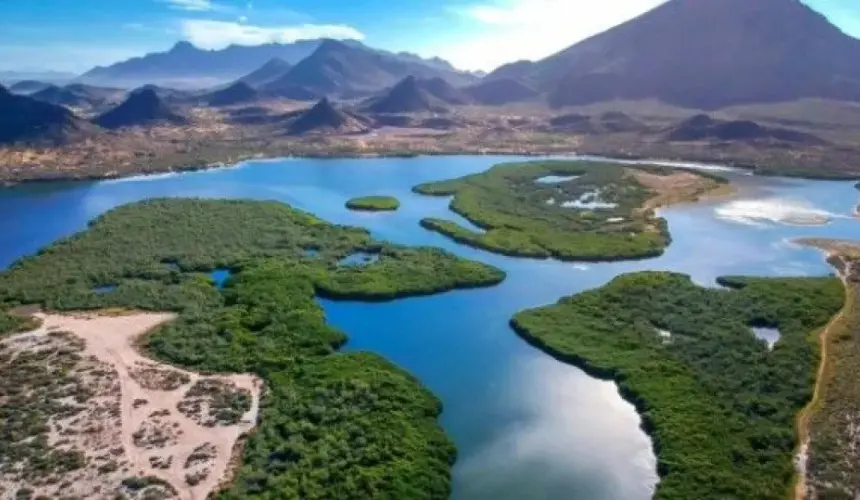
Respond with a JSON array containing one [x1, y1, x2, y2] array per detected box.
[[793, 238, 860, 500], [414, 160, 729, 261], [345, 195, 400, 212], [511, 271, 844, 499], [0, 199, 506, 499]]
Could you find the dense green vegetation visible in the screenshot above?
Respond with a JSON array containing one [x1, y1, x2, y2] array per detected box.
[[0, 198, 506, 499], [413, 161, 724, 261], [512, 272, 844, 499], [0, 310, 38, 338], [807, 254, 860, 499], [345, 195, 401, 212]]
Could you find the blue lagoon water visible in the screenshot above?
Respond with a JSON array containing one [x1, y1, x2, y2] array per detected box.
[[1, 156, 858, 500]]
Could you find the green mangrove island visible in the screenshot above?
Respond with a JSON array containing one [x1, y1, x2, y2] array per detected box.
[[0, 198, 506, 499], [511, 272, 843, 499], [413, 160, 729, 261], [345, 195, 401, 212]]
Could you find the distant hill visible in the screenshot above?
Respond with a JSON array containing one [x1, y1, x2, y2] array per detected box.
[[486, 0, 860, 109], [0, 85, 95, 145], [29, 83, 122, 109], [549, 112, 647, 134], [204, 82, 259, 106], [93, 88, 187, 129], [78, 40, 321, 88], [664, 114, 827, 144], [363, 76, 468, 114], [239, 58, 292, 88], [265, 39, 477, 98], [8, 80, 53, 95], [464, 78, 539, 105], [0, 71, 75, 85], [287, 98, 369, 135]]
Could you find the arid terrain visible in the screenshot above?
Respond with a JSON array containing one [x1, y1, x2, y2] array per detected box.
[[0, 312, 261, 500]]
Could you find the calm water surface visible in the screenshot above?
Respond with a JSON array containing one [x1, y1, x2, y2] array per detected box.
[[1, 156, 858, 499]]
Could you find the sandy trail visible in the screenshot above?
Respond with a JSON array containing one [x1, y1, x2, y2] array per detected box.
[[4, 312, 261, 500], [793, 253, 854, 500]]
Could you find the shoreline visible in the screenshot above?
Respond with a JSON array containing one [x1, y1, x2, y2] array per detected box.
[[2, 148, 859, 189]]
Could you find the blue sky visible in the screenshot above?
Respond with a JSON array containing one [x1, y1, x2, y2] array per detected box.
[[1, 0, 859, 73]]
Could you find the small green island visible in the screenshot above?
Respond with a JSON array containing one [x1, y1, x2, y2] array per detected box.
[[511, 272, 844, 499], [0, 198, 506, 499], [413, 161, 730, 261], [345, 195, 401, 212]]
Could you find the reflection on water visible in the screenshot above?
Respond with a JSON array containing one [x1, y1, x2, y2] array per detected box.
[[338, 251, 380, 267], [0, 155, 858, 500], [535, 175, 581, 184], [752, 327, 781, 350], [454, 353, 655, 500], [716, 198, 835, 226], [211, 269, 231, 289], [92, 285, 118, 295]]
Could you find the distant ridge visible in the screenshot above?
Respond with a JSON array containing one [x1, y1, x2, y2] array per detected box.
[[464, 78, 538, 105], [239, 58, 292, 88], [78, 40, 321, 88], [485, 0, 860, 108], [664, 114, 827, 144], [9, 80, 52, 95], [78, 39, 471, 91], [287, 98, 369, 135], [0, 85, 95, 145], [204, 81, 259, 106], [265, 39, 477, 98], [30, 84, 110, 108], [93, 88, 187, 129], [363, 76, 464, 114]]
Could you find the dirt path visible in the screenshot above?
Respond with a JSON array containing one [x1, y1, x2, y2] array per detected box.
[[793, 256, 852, 500], [2, 312, 262, 500]]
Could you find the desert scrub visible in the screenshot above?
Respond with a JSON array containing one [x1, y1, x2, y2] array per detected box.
[[512, 271, 844, 499], [345, 195, 400, 211]]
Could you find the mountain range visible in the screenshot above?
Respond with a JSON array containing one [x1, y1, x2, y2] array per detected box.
[[78, 39, 476, 91], [257, 39, 477, 98], [488, 0, 860, 109]]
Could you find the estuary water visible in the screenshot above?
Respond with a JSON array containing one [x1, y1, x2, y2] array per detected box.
[[1, 156, 858, 499]]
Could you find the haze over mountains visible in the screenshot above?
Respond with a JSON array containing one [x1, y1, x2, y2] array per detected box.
[[78, 39, 478, 91]]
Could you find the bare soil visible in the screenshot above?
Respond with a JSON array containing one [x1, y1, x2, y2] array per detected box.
[[0, 312, 261, 500]]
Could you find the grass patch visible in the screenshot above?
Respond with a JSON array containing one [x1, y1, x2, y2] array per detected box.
[[345, 196, 400, 212], [511, 271, 844, 499], [413, 160, 726, 261], [0, 198, 506, 499]]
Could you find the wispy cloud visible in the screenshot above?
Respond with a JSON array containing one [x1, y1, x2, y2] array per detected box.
[[180, 20, 365, 49], [160, 0, 219, 11], [436, 0, 667, 70]]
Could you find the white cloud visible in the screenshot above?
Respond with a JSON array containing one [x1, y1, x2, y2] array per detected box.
[[161, 0, 217, 11], [180, 20, 365, 49], [435, 0, 667, 71], [238, 15, 248, 23]]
